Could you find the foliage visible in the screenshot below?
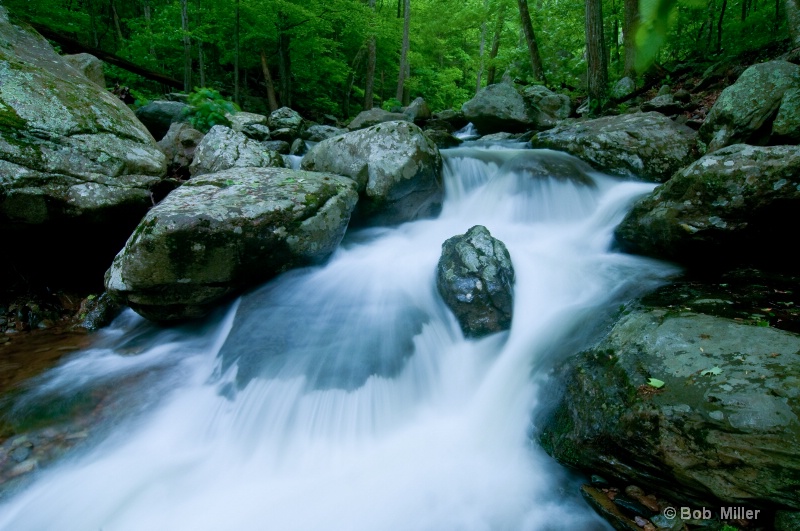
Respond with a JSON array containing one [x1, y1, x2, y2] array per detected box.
[[184, 87, 240, 133], [381, 97, 403, 112]]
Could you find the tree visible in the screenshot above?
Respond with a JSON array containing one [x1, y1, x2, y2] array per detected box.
[[786, 0, 800, 45], [181, 0, 192, 91], [622, 0, 638, 77], [396, 0, 411, 103], [585, 0, 607, 112], [517, 0, 545, 83], [486, 1, 507, 85]]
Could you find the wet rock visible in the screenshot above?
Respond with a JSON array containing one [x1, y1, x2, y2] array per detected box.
[[591, 475, 611, 488], [613, 495, 655, 519], [267, 107, 304, 138], [63, 53, 105, 87], [699, 61, 800, 152], [424, 129, 462, 149], [189, 126, 284, 177], [436, 225, 514, 338], [461, 83, 532, 134], [531, 112, 697, 182], [262, 140, 291, 155], [105, 167, 358, 321], [157, 122, 205, 178], [520, 85, 571, 129], [432, 109, 469, 130], [615, 144, 800, 270], [302, 121, 442, 225], [304, 124, 345, 142], [134, 100, 190, 141], [290, 138, 307, 156], [580, 485, 643, 531], [404, 97, 432, 123], [78, 292, 122, 331], [347, 108, 409, 130]]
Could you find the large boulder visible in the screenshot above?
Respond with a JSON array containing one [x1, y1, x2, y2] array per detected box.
[[538, 282, 800, 511], [347, 108, 409, 130], [404, 97, 432, 123], [301, 121, 443, 225], [521, 85, 571, 129], [157, 122, 205, 177], [615, 144, 800, 270], [228, 111, 270, 140], [0, 7, 166, 287], [62, 53, 105, 87], [105, 167, 359, 321], [531, 112, 697, 182], [699, 61, 800, 152], [189, 125, 284, 177], [304, 124, 346, 142], [436, 225, 515, 338], [461, 83, 532, 134], [134, 100, 190, 141], [267, 107, 304, 140]]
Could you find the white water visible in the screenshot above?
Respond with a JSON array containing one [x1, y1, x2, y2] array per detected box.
[[0, 145, 677, 530]]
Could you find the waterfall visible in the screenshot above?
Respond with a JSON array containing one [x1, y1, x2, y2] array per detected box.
[[0, 145, 677, 530]]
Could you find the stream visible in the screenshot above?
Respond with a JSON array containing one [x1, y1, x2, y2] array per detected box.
[[0, 141, 677, 530]]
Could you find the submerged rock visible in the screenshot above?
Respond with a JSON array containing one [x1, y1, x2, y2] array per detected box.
[[531, 112, 697, 182], [436, 225, 515, 338], [615, 144, 800, 270], [301, 120, 442, 225], [105, 167, 358, 321], [189, 125, 284, 177]]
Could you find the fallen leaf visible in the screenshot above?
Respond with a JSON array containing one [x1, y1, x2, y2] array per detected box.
[[701, 366, 723, 376], [647, 378, 665, 388]]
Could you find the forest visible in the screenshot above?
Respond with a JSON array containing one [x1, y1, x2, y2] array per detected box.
[[4, 0, 795, 120]]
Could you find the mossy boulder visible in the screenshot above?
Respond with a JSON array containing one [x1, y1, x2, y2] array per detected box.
[[62, 53, 105, 88], [0, 7, 166, 287], [538, 301, 800, 510], [105, 167, 358, 322], [189, 125, 284, 177], [436, 225, 515, 338], [301, 120, 443, 225], [615, 144, 800, 270], [531, 112, 697, 182], [699, 61, 800, 152]]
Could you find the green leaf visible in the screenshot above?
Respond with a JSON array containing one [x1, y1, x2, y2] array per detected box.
[[701, 366, 723, 376], [647, 378, 665, 388]]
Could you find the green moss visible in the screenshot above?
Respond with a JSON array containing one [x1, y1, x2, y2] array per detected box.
[[0, 100, 27, 130]]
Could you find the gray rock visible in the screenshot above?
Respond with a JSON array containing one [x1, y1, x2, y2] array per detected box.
[[424, 130, 462, 149], [62, 53, 105, 87], [262, 140, 291, 154], [478, 132, 515, 142], [657, 84, 671, 96], [539, 301, 800, 509], [267, 107, 304, 137], [611, 77, 636, 100], [641, 94, 683, 115], [521, 85, 571, 129], [134, 100, 190, 141], [699, 61, 800, 152], [79, 292, 122, 331], [461, 83, 531, 134], [532, 112, 697, 182], [615, 144, 800, 269], [436, 225, 514, 338], [304, 124, 345, 142], [301, 120, 442, 225], [347, 108, 409, 130], [228, 111, 269, 137], [105, 167, 359, 321], [432, 109, 469, 130], [242, 123, 271, 141], [290, 138, 307, 156], [404, 97, 432, 123], [157, 123, 205, 172], [189, 126, 284, 177]]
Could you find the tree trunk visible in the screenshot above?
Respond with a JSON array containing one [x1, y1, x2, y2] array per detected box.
[[717, 0, 727, 52], [260, 50, 279, 111], [345, 46, 367, 119], [706, 0, 716, 49], [197, 0, 205, 87], [517, 0, 546, 83], [396, 0, 411, 102], [585, 0, 608, 112], [278, 18, 292, 108], [612, 0, 620, 71], [476, 0, 489, 93], [486, 3, 506, 86], [234, 0, 240, 104], [622, 0, 638, 77], [142, 0, 157, 60], [364, 0, 377, 109], [181, 0, 191, 92], [786, 0, 800, 45], [110, 0, 124, 45]]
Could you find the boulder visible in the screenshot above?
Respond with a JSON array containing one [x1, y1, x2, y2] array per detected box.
[[699, 61, 800, 152], [189, 126, 284, 177], [62, 53, 105, 87], [479, 132, 515, 142], [461, 83, 532, 134], [432, 109, 469, 130], [262, 140, 291, 155], [0, 7, 166, 287], [347, 108, 409, 130], [520, 85, 571, 129], [404, 97, 432, 123], [538, 286, 800, 510], [134, 100, 190, 141], [610, 77, 635, 100], [105, 167, 359, 321], [267, 107, 304, 138], [157, 123, 205, 177], [304, 124, 345, 142], [531, 112, 697, 182], [301, 121, 442, 225], [424, 130, 462, 149], [436, 225, 515, 338], [228, 111, 270, 140], [615, 144, 800, 270], [289, 138, 307, 156], [641, 94, 683, 115]]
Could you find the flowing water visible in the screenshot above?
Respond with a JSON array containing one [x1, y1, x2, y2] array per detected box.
[[0, 142, 677, 530]]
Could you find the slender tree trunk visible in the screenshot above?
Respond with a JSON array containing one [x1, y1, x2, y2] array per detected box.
[[786, 0, 800, 45], [364, 0, 377, 109], [396, 0, 411, 102], [612, 0, 620, 71], [476, 6, 487, 94], [706, 0, 716, 49], [585, 0, 608, 112], [517, 0, 546, 83], [717, 0, 727, 51], [234, 0, 240, 104], [486, 3, 506, 86], [89, 0, 99, 48], [260, 50, 279, 111], [110, 0, 124, 44], [142, 0, 157, 60], [622, 0, 638, 77], [197, 0, 205, 86], [278, 15, 292, 108], [181, 0, 191, 91], [345, 46, 367, 119]]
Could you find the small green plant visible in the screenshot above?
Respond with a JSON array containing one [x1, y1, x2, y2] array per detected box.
[[184, 87, 240, 133], [381, 97, 403, 112]]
